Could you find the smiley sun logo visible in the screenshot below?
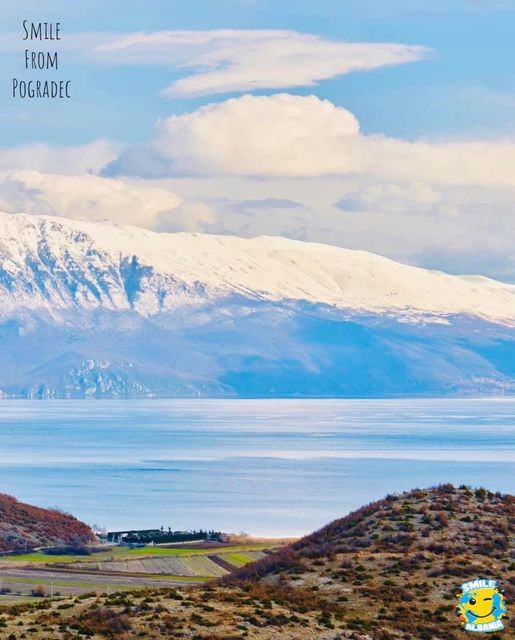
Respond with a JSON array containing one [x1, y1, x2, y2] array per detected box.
[[457, 579, 507, 633]]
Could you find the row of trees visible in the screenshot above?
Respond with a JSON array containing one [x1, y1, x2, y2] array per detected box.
[[124, 529, 224, 544]]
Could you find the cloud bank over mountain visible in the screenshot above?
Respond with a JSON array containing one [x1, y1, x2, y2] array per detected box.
[[108, 93, 515, 186], [0, 25, 513, 280], [0, 171, 183, 229]]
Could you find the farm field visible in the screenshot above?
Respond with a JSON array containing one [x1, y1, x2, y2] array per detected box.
[[0, 543, 271, 565], [0, 543, 275, 599], [63, 550, 268, 577]]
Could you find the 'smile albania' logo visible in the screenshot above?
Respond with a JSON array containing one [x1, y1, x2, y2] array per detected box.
[[457, 579, 508, 633]]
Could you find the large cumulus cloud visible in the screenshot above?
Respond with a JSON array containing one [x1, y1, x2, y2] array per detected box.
[[107, 93, 515, 189]]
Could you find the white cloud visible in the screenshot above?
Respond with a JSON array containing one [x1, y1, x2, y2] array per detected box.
[[153, 200, 218, 232], [109, 93, 515, 189], [151, 93, 360, 176], [0, 29, 426, 98], [0, 171, 183, 229], [0, 140, 118, 175], [95, 29, 426, 97], [360, 136, 515, 188], [337, 182, 459, 218]]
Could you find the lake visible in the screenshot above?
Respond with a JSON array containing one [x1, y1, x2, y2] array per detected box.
[[0, 398, 513, 536]]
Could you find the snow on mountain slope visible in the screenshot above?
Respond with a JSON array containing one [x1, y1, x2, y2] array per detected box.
[[1, 210, 515, 324]]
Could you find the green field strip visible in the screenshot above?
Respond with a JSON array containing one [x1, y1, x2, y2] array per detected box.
[[1, 543, 273, 565], [218, 552, 255, 568]]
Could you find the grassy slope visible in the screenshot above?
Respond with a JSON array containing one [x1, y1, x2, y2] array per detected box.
[[0, 485, 513, 639]]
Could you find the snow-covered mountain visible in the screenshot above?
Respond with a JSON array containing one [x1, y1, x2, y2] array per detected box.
[[2, 211, 515, 323], [1, 211, 515, 398]]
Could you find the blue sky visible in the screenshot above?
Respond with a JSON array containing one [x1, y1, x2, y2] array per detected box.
[[1, 0, 515, 280], [1, 0, 515, 145]]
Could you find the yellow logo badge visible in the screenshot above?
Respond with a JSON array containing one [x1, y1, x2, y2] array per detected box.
[[457, 579, 507, 633]]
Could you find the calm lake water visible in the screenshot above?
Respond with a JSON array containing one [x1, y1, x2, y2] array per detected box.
[[0, 399, 514, 536]]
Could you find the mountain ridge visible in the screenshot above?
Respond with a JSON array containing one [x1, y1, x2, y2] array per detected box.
[[2, 212, 515, 397], [1, 210, 515, 324]]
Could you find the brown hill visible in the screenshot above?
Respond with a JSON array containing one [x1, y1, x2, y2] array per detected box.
[[0, 485, 512, 639], [226, 483, 514, 638], [234, 483, 513, 581], [0, 494, 94, 553]]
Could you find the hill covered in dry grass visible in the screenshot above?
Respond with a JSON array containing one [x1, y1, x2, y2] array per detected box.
[[0, 485, 512, 639], [0, 494, 94, 553]]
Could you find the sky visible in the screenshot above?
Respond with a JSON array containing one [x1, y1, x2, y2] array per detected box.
[[1, 0, 515, 279]]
